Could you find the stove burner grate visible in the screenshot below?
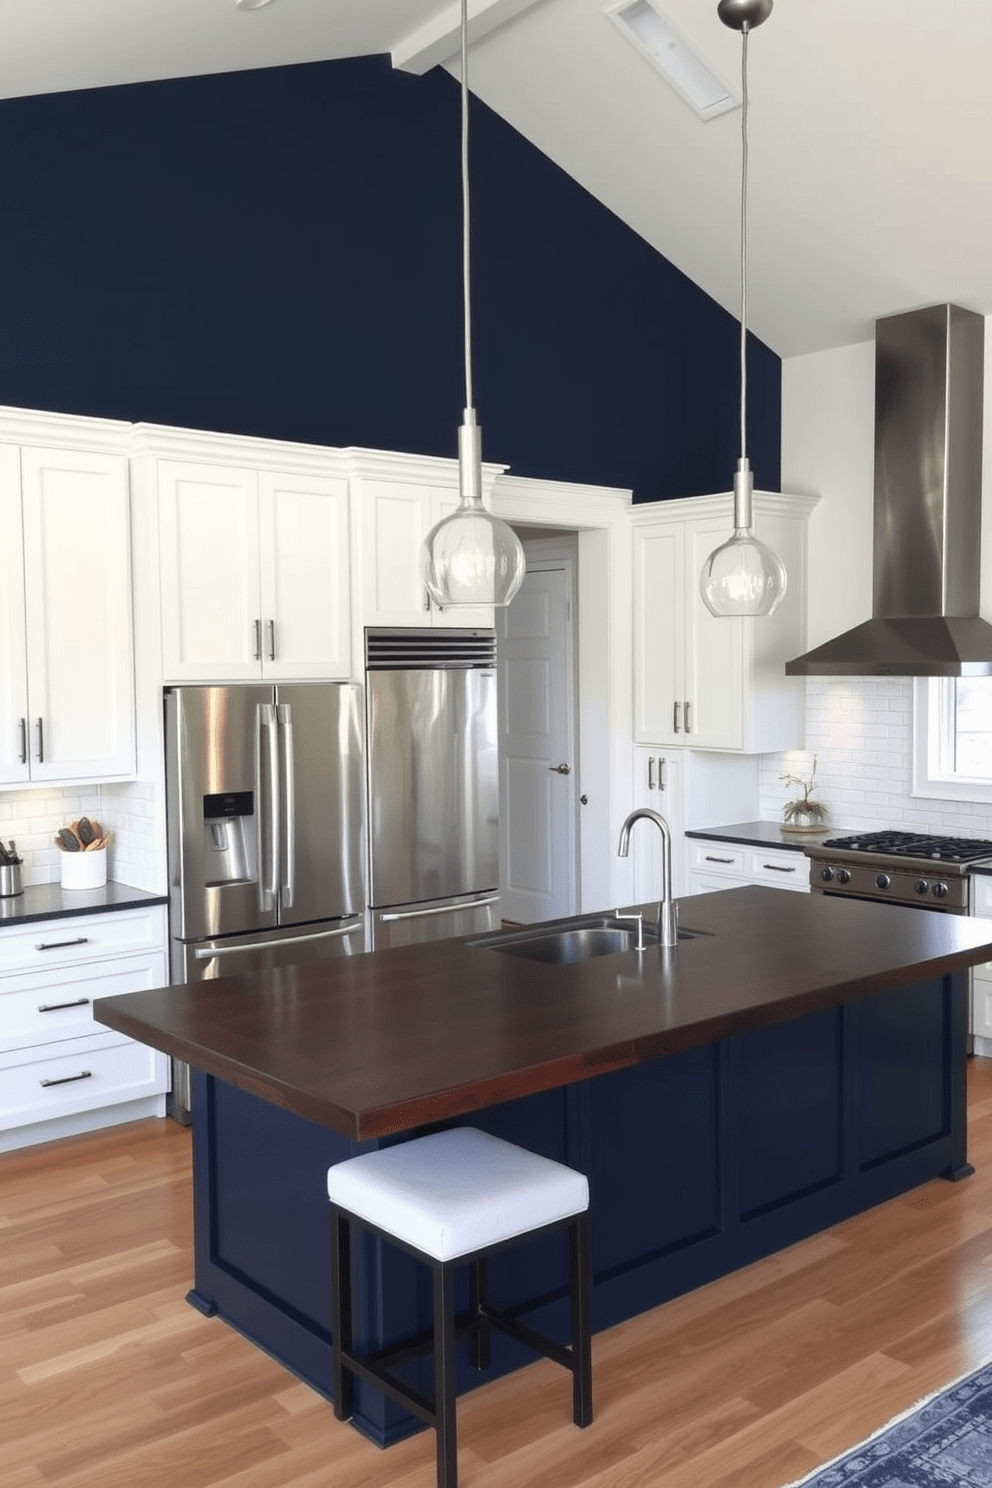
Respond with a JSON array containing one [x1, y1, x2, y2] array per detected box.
[[820, 830, 992, 863]]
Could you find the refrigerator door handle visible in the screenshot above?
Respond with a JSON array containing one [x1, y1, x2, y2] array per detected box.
[[379, 895, 500, 924], [277, 701, 295, 909], [192, 917, 365, 959], [258, 703, 280, 912]]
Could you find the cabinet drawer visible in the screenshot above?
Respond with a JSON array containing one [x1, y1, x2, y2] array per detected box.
[[688, 842, 747, 876], [747, 848, 809, 891], [972, 877, 992, 919], [0, 1032, 168, 1129], [689, 871, 752, 895], [0, 905, 166, 976], [0, 951, 168, 1053]]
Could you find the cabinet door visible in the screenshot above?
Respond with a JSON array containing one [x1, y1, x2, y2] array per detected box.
[[258, 471, 351, 679], [159, 460, 261, 681], [362, 480, 434, 626], [631, 748, 685, 901], [429, 487, 495, 630], [632, 526, 683, 744], [0, 447, 28, 785], [20, 447, 135, 781], [683, 519, 744, 748]]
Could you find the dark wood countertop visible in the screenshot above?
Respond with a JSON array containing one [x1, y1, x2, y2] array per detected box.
[[93, 887, 992, 1142]]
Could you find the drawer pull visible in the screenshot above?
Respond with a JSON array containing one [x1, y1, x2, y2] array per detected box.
[[763, 863, 797, 873], [38, 997, 91, 1012], [40, 1070, 93, 1088], [705, 855, 735, 864], [35, 936, 90, 951]]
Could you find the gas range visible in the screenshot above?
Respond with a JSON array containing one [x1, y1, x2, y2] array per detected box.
[[806, 830, 992, 913]]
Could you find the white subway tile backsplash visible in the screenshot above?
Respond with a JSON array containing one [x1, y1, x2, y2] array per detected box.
[[760, 678, 992, 835], [0, 780, 159, 887]]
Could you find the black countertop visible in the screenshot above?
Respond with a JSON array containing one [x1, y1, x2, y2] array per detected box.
[[684, 820, 843, 852], [0, 880, 167, 927]]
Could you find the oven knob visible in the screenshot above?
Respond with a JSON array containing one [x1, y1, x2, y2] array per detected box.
[[875, 873, 891, 890], [820, 866, 835, 883], [932, 881, 949, 899], [915, 879, 930, 895], [837, 869, 852, 885]]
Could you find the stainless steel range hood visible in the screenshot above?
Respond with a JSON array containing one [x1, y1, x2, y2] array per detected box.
[[786, 303, 992, 676]]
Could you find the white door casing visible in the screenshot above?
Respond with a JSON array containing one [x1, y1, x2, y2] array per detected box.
[[497, 559, 577, 924]]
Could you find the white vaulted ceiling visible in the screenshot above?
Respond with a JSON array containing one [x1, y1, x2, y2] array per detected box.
[[4, 0, 992, 358]]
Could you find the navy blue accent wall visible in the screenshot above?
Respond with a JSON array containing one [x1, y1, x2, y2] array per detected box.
[[0, 54, 780, 501]]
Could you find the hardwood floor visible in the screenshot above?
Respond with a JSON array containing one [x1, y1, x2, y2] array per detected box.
[[5, 1060, 992, 1488]]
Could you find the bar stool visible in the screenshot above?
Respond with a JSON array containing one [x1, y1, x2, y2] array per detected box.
[[327, 1126, 593, 1488]]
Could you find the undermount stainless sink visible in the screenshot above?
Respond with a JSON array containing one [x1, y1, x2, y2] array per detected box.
[[468, 914, 702, 966]]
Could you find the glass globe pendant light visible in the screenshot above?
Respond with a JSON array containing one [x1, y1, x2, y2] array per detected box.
[[422, 0, 525, 609], [700, 0, 786, 619]]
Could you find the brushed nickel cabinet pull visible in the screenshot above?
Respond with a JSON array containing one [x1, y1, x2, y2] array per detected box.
[[267, 619, 275, 661], [36, 717, 44, 762], [658, 757, 666, 790], [38, 997, 91, 1012], [764, 862, 797, 873], [673, 701, 680, 733], [40, 1070, 93, 1088], [647, 756, 655, 791], [18, 717, 26, 764], [685, 701, 692, 734], [254, 619, 262, 661], [35, 936, 89, 951], [705, 855, 734, 865]]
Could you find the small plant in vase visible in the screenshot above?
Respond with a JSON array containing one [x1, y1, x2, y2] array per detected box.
[[780, 756, 828, 834]]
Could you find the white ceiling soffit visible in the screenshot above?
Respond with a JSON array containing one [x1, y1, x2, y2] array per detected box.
[[0, 0, 990, 359]]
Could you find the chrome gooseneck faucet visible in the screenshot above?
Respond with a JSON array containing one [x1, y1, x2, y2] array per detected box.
[[617, 808, 679, 948]]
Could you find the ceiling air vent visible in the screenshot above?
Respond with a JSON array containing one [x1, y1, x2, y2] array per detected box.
[[607, 0, 739, 120]]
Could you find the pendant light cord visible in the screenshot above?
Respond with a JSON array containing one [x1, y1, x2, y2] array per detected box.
[[738, 21, 750, 463], [461, 0, 474, 418]]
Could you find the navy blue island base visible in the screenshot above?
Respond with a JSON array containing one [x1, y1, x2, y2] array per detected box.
[[186, 968, 969, 1448]]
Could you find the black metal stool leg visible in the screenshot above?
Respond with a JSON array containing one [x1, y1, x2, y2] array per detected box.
[[470, 1255, 491, 1371], [330, 1209, 354, 1422], [434, 1259, 459, 1488], [569, 1213, 593, 1427]]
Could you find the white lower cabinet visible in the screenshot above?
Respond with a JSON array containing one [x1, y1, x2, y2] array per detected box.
[[0, 904, 169, 1151], [687, 838, 810, 896], [971, 877, 992, 1049], [631, 748, 685, 900]]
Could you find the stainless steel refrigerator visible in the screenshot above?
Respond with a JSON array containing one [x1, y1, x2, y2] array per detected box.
[[164, 682, 366, 1119], [366, 629, 500, 949]]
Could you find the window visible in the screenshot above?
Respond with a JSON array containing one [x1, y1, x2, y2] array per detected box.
[[913, 677, 992, 802]]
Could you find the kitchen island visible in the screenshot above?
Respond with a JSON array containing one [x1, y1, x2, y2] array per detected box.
[[94, 887, 992, 1447]]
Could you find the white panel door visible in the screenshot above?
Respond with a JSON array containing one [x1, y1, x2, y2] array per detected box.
[[158, 460, 261, 681], [0, 446, 28, 784], [498, 565, 575, 924], [20, 446, 135, 781], [259, 471, 351, 679]]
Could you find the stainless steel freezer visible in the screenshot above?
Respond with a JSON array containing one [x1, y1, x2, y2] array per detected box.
[[164, 682, 367, 1118], [365, 629, 500, 948]]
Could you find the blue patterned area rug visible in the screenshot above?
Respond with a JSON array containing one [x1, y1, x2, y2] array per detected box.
[[785, 1361, 992, 1487]]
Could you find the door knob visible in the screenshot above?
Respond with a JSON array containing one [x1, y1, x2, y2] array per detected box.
[[549, 763, 571, 775]]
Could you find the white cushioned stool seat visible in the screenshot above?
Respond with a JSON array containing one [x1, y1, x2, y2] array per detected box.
[[326, 1126, 589, 1260]]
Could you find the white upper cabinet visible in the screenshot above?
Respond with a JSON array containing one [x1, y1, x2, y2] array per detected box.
[[632, 492, 816, 753], [0, 443, 135, 785], [157, 458, 351, 682], [352, 453, 503, 632]]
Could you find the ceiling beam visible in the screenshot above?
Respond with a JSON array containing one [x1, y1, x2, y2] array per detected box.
[[392, 0, 543, 75]]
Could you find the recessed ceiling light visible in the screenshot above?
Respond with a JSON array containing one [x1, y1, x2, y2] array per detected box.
[[235, 0, 275, 11], [607, 0, 739, 120]]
